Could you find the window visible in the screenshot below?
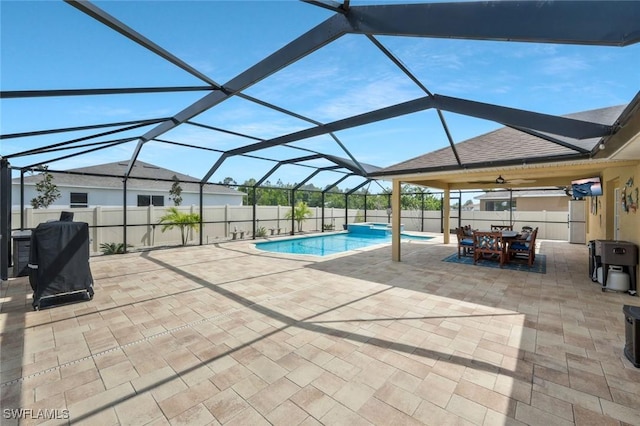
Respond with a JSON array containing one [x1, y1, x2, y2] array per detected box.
[[137, 195, 164, 207], [485, 200, 516, 211], [70, 192, 88, 208]]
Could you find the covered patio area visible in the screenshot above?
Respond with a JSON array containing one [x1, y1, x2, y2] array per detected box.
[[2, 237, 639, 425]]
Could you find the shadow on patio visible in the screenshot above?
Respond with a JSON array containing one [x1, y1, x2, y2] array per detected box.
[[1, 238, 639, 424]]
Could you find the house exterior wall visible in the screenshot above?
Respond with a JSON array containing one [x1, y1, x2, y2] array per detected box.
[[587, 161, 640, 245], [586, 161, 640, 248], [479, 196, 567, 211], [516, 196, 568, 211], [11, 183, 244, 208]]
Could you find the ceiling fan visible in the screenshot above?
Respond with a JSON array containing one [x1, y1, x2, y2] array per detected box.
[[468, 175, 536, 185]]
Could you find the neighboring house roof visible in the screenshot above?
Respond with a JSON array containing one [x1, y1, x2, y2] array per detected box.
[[14, 161, 244, 195], [373, 105, 625, 176], [474, 189, 568, 200]]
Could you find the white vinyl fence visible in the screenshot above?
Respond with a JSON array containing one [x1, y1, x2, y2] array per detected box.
[[11, 206, 569, 254]]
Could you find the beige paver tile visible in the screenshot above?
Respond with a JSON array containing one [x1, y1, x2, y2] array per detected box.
[[532, 377, 602, 413], [158, 379, 218, 420], [446, 394, 488, 425], [168, 402, 215, 426], [99, 359, 139, 389], [483, 408, 528, 426], [415, 372, 457, 408], [530, 390, 574, 422], [413, 399, 474, 426], [322, 356, 361, 380], [357, 397, 423, 426], [285, 360, 325, 387], [387, 368, 422, 393], [494, 374, 532, 404], [67, 382, 135, 423], [380, 351, 431, 379], [64, 378, 106, 406], [231, 373, 268, 399], [514, 401, 575, 426], [246, 355, 289, 384], [573, 405, 621, 426], [455, 378, 516, 417], [374, 382, 421, 416], [35, 367, 100, 401], [202, 387, 249, 424], [265, 400, 310, 426], [311, 370, 347, 396], [114, 392, 163, 425], [291, 384, 337, 418], [320, 403, 372, 425], [247, 377, 300, 415], [351, 358, 396, 390], [210, 363, 252, 390], [599, 398, 640, 425], [224, 405, 270, 426]]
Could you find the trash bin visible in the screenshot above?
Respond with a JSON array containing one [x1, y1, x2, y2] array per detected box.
[[11, 230, 32, 277], [623, 305, 640, 368]]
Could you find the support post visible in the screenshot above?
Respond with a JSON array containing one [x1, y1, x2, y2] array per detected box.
[[290, 189, 295, 235], [321, 192, 325, 232], [252, 187, 257, 239], [391, 179, 401, 262], [1, 159, 11, 280], [199, 184, 204, 245], [20, 170, 25, 230], [344, 194, 348, 228], [123, 178, 128, 253], [443, 185, 451, 244]]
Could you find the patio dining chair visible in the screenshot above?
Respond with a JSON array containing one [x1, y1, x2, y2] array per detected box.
[[508, 227, 538, 267], [473, 231, 506, 268], [456, 226, 474, 258]]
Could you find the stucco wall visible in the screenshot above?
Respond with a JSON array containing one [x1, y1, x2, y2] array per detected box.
[[515, 196, 568, 212], [480, 196, 567, 211], [586, 162, 640, 248], [587, 161, 640, 245]]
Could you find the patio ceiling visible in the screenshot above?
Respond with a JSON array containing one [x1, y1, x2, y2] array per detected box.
[[1, 1, 639, 191]]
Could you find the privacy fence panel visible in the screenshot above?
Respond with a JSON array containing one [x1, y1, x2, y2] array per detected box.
[[12, 205, 570, 254]]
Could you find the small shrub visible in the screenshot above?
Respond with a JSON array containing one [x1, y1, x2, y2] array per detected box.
[[323, 223, 334, 231], [100, 242, 131, 255], [256, 226, 268, 237]]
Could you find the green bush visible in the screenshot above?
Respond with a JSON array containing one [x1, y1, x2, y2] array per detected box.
[[100, 242, 131, 255], [256, 226, 268, 237]]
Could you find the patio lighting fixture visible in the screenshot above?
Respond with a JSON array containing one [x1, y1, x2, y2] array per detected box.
[[495, 175, 506, 184]]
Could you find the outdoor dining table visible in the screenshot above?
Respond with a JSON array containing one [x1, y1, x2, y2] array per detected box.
[[475, 229, 522, 265]]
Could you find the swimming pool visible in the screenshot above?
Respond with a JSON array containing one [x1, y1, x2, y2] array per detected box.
[[255, 232, 432, 256]]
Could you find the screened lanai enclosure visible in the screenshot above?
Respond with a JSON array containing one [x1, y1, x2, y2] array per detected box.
[[2, 1, 640, 279]]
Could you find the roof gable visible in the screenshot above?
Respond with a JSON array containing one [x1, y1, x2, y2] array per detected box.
[[14, 161, 244, 195]]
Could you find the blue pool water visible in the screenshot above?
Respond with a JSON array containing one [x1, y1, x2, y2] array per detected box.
[[255, 232, 432, 256]]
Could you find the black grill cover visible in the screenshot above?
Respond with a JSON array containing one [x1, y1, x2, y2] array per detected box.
[[29, 221, 94, 309]]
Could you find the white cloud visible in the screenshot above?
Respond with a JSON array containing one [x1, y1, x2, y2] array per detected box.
[[538, 55, 590, 76]]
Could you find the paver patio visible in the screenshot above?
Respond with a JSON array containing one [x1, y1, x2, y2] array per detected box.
[[1, 235, 639, 425]]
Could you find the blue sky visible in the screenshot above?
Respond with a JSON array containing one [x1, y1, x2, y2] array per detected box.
[[2, 1, 639, 193]]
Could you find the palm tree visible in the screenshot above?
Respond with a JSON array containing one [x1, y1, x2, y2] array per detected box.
[[158, 207, 200, 246], [285, 201, 313, 232]]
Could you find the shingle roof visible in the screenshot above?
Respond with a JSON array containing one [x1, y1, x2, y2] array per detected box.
[[14, 161, 244, 195], [374, 105, 625, 176]]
